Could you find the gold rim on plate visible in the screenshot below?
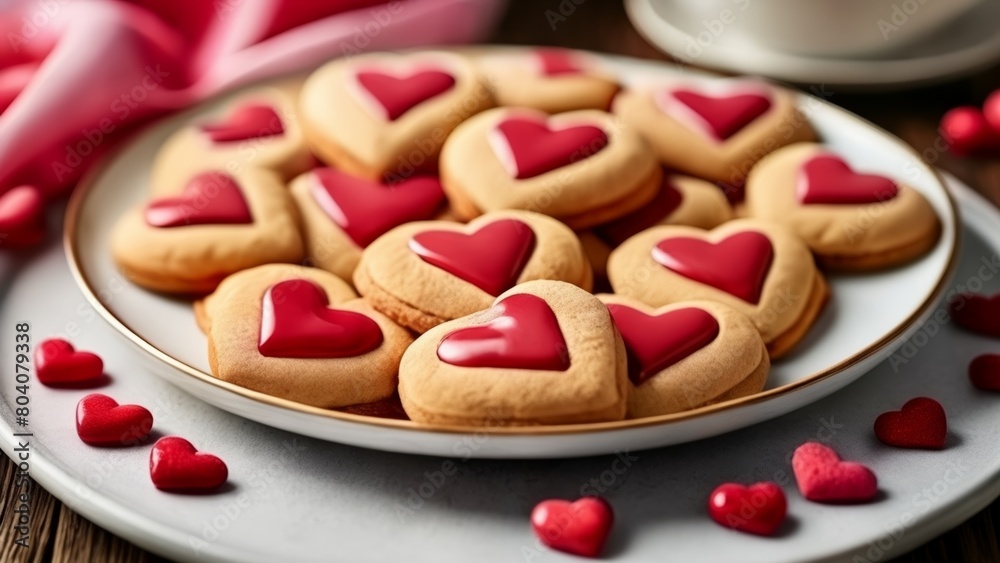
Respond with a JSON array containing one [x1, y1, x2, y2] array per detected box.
[[63, 61, 961, 437]]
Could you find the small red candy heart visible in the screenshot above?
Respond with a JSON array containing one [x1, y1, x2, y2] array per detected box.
[[984, 90, 1000, 132], [437, 293, 569, 371], [874, 397, 947, 450], [200, 103, 284, 143], [707, 482, 787, 536], [941, 106, 1000, 156], [662, 89, 772, 141], [796, 154, 898, 205], [35, 338, 104, 386], [948, 293, 1000, 337], [969, 354, 1000, 391], [150, 436, 228, 492], [652, 231, 774, 304], [355, 69, 456, 121], [0, 185, 45, 249], [145, 171, 252, 228], [531, 496, 613, 558], [491, 116, 609, 179], [792, 442, 878, 503], [76, 394, 153, 446]]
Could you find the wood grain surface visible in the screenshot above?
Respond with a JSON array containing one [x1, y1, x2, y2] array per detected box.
[[3, 1, 1000, 561]]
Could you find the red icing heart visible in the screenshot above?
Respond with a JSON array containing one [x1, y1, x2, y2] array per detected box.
[[310, 168, 444, 247], [941, 106, 1000, 156], [355, 69, 456, 121], [0, 185, 45, 249], [708, 482, 787, 537], [969, 354, 1000, 391], [76, 394, 154, 447], [437, 293, 570, 371], [200, 103, 284, 143], [596, 175, 683, 246], [409, 219, 536, 296], [652, 231, 774, 304], [536, 48, 582, 76], [792, 442, 878, 503], [259, 279, 383, 359], [797, 155, 899, 205], [606, 304, 719, 385], [145, 172, 252, 228], [531, 497, 613, 558], [150, 436, 228, 492], [949, 293, 1000, 336], [666, 89, 771, 140], [35, 338, 104, 386], [491, 117, 608, 179], [874, 397, 947, 450]]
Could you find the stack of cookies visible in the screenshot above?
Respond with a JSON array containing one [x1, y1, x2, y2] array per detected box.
[[110, 49, 941, 427]]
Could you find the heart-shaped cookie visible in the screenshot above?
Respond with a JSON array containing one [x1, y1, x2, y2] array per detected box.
[[598, 295, 768, 417], [35, 338, 105, 386], [708, 482, 787, 536], [289, 168, 446, 280], [150, 436, 228, 492], [76, 394, 154, 446], [745, 143, 940, 270], [440, 107, 662, 229], [398, 281, 627, 426], [149, 83, 314, 196], [300, 51, 493, 180], [112, 168, 304, 294], [355, 210, 593, 333], [607, 219, 826, 358], [481, 48, 620, 113], [531, 496, 614, 558], [614, 79, 815, 184], [873, 397, 947, 449], [0, 185, 45, 249], [792, 442, 878, 503], [205, 264, 412, 408]]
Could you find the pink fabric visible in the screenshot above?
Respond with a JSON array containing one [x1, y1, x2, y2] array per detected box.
[[0, 0, 505, 201]]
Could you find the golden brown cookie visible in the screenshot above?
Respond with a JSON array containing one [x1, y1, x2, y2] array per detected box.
[[288, 167, 447, 281], [398, 280, 628, 426], [744, 143, 941, 271], [597, 295, 769, 418], [613, 78, 815, 184], [479, 48, 620, 113], [206, 264, 412, 409], [355, 210, 593, 333], [299, 51, 494, 181], [150, 82, 314, 196], [112, 169, 304, 294], [439, 107, 661, 229], [607, 219, 827, 359]]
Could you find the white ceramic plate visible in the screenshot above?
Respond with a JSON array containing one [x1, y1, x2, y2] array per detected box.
[[65, 52, 958, 458], [626, 0, 1000, 89], [0, 174, 995, 563]]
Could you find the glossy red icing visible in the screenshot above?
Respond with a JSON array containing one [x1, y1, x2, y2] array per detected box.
[[669, 89, 771, 140], [652, 231, 774, 304], [437, 293, 570, 371], [596, 175, 683, 245], [258, 279, 383, 358], [75, 393, 153, 446], [355, 69, 456, 121], [409, 219, 536, 296], [491, 117, 608, 179], [797, 154, 899, 204], [200, 103, 284, 143], [150, 436, 228, 492], [145, 172, 252, 228], [310, 168, 444, 247], [536, 48, 582, 76], [606, 304, 719, 385]]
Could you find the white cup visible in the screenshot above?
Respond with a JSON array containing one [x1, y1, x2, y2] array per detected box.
[[670, 0, 983, 57]]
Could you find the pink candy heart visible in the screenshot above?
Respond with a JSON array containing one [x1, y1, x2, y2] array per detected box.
[[792, 442, 878, 503]]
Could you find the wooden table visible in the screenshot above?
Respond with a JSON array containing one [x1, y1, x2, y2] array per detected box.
[[3, 2, 1000, 561]]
